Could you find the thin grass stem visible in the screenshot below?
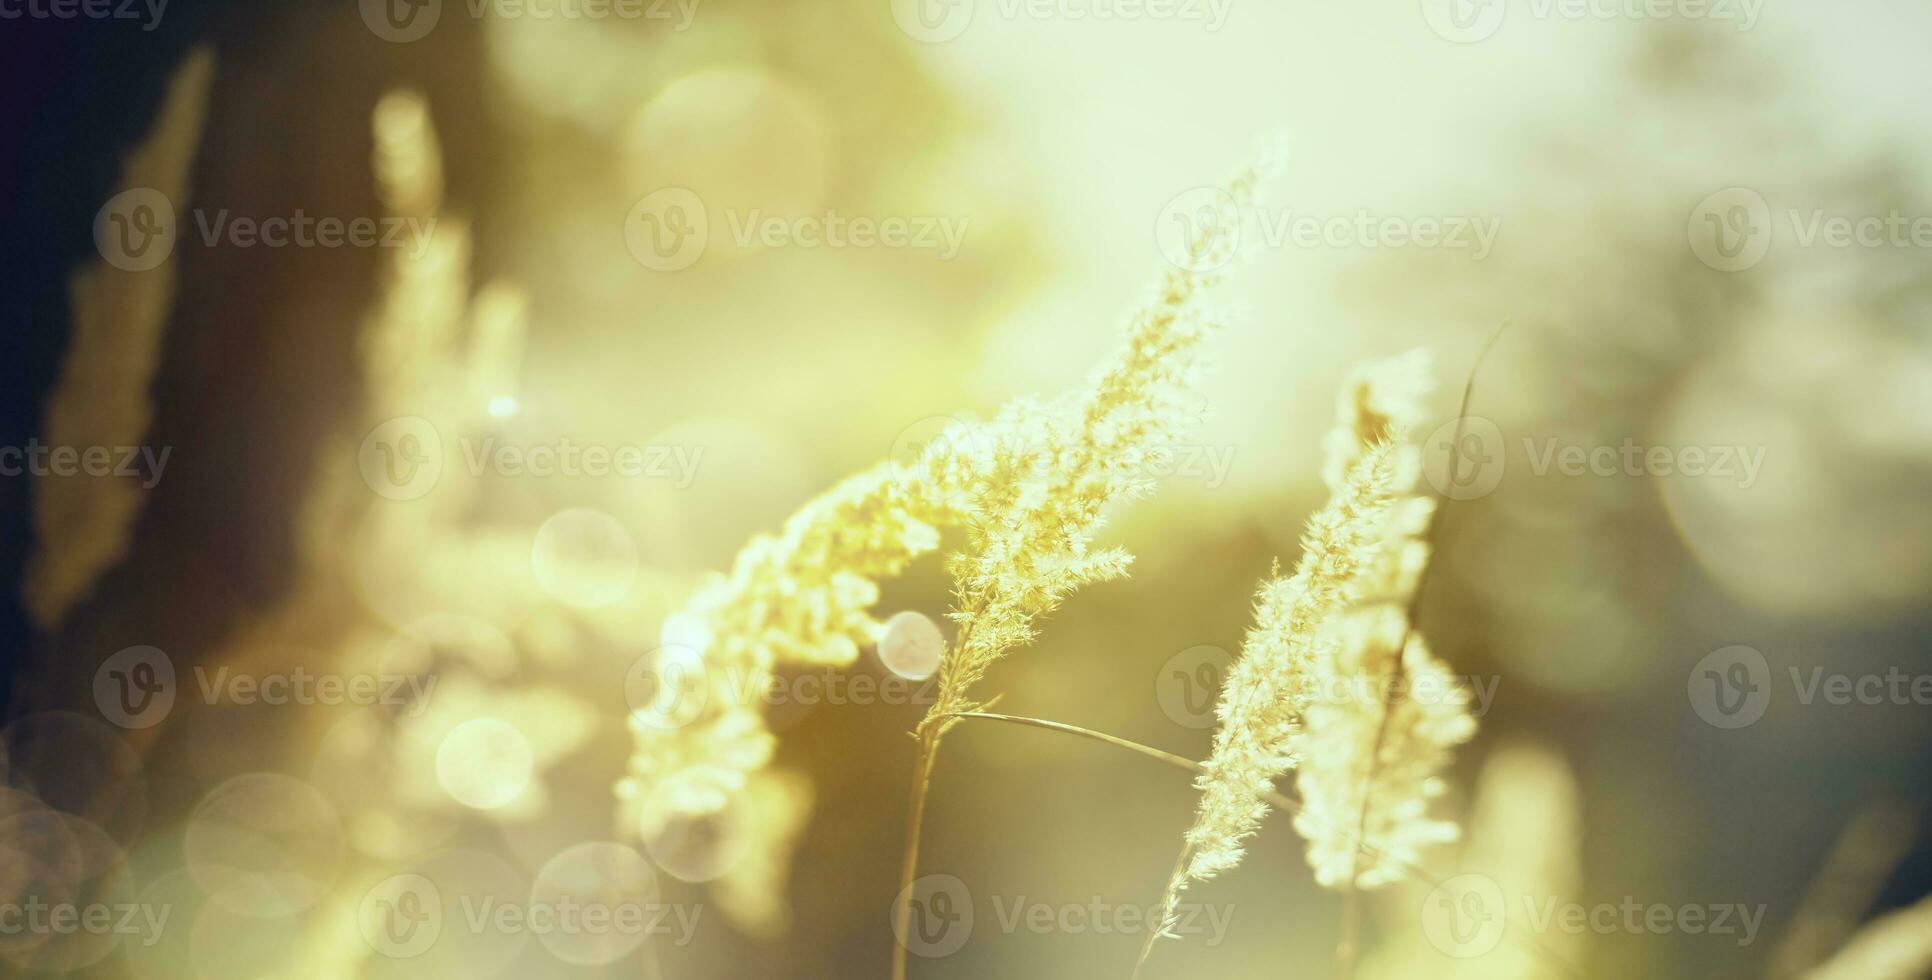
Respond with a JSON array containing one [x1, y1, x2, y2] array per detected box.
[[934, 702, 1581, 980], [891, 730, 939, 980], [1335, 323, 1505, 980]]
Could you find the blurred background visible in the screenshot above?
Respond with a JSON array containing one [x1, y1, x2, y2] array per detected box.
[[2, 0, 1931, 977]]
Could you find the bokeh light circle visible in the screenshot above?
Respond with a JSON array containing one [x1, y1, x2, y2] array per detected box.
[[185, 773, 344, 918], [877, 611, 945, 681], [434, 718, 534, 811], [532, 508, 639, 608], [529, 842, 661, 966]]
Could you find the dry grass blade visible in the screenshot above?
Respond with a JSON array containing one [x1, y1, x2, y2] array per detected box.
[[892, 151, 1279, 980], [1331, 324, 1504, 977], [28, 48, 214, 629]]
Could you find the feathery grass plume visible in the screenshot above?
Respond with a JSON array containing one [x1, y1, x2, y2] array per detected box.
[[1293, 352, 1477, 892], [626, 151, 1271, 818], [1138, 357, 1433, 958], [1804, 893, 1932, 980], [628, 144, 1265, 941], [360, 90, 478, 425], [896, 153, 1275, 980], [335, 89, 591, 635], [1322, 349, 1437, 492], [300, 92, 597, 837], [27, 48, 214, 629], [1296, 615, 1474, 888], [917, 156, 1275, 732], [1146, 441, 1402, 927], [185, 90, 616, 975], [617, 465, 945, 833], [688, 463, 947, 669]]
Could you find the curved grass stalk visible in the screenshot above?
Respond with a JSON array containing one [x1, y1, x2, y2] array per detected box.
[[1333, 325, 1505, 979], [889, 154, 1275, 980], [935, 707, 1580, 980]]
